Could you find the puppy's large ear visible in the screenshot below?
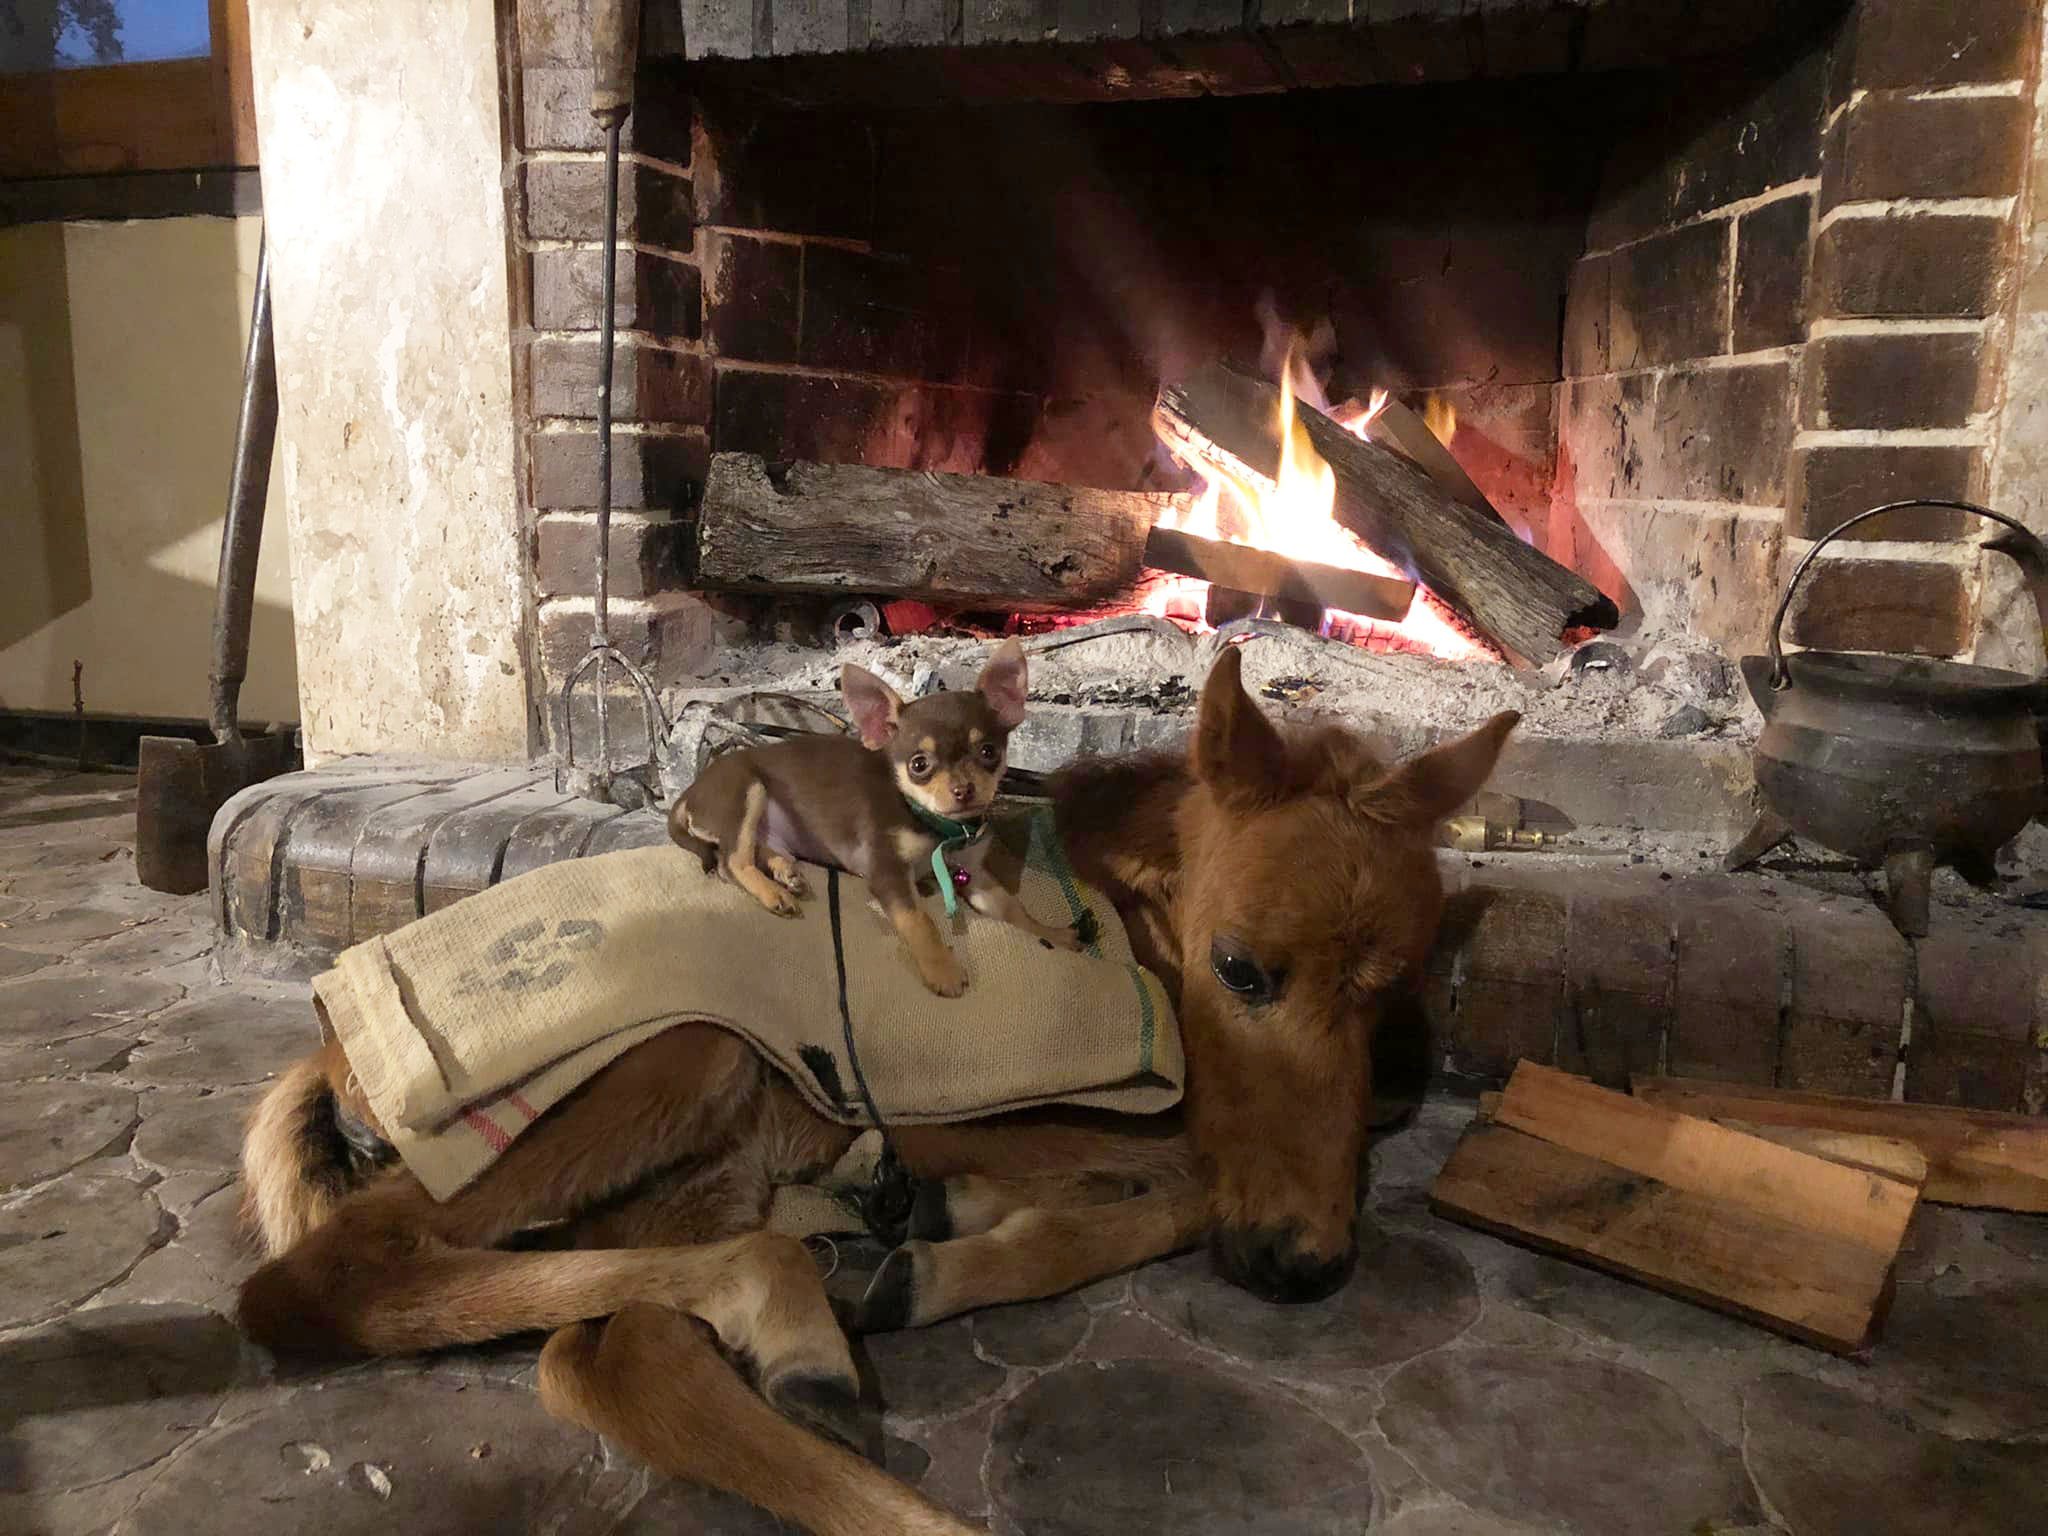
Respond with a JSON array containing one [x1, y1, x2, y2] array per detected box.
[[1192, 645, 1290, 812], [976, 638, 1028, 729], [1351, 711, 1519, 826], [842, 664, 904, 749]]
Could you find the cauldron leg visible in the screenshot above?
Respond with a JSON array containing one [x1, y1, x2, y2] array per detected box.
[[1883, 843, 1935, 937], [1952, 849, 2000, 889], [1723, 810, 1794, 873]]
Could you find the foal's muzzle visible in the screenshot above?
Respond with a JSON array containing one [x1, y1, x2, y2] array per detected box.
[[1211, 1225, 1357, 1304]]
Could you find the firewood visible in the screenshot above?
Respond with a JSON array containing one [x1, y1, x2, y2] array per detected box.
[[1140, 526, 1413, 620], [1156, 365, 1618, 663], [690, 454, 1168, 611], [1435, 1063, 1919, 1353], [1632, 1076, 2048, 1212], [690, 453, 1415, 620]]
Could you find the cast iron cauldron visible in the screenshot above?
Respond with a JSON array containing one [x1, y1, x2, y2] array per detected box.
[[1726, 500, 2048, 936]]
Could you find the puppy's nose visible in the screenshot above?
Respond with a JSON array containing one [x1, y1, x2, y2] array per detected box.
[[950, 781, 978, 806]]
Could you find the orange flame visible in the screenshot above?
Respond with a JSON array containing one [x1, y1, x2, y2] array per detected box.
[[1147, 339, 1486, 661]]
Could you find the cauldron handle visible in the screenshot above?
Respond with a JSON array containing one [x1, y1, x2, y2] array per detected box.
[[1767, 499, 2048, 690]]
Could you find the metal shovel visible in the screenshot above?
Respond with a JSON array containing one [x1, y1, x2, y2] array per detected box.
[[135, 233, 297, 893]]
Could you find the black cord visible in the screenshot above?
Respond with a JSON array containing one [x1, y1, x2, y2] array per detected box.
[[827, 869, 917, 1243]]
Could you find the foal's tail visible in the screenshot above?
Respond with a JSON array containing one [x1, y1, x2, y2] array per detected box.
[[240, 1049, 353, 1257]]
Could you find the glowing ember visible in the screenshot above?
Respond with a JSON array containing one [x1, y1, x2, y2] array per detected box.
[[1146, 334, 1487, 662]]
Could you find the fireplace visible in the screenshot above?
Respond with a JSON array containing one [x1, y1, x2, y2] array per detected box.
[[505, 0, 2045, 815], [207, 0, 2048, 1110]]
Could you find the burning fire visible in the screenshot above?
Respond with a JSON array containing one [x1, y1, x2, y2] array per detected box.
[[1145, 334, 1488, 662]]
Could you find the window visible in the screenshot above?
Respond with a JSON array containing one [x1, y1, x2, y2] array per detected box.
[[0, 0, 255, 177]]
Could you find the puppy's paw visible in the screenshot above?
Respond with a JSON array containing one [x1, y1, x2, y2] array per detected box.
[[920, 956, 969, 998], [772, 865, 810, 898]]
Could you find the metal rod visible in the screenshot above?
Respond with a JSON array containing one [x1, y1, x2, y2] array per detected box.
[[591, 115, 624, 783]]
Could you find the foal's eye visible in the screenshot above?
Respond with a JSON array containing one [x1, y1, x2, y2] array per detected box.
[[978, 742, 1000, 766], [1210, 936, 1277, 1004], [907, 753, 933, 779]]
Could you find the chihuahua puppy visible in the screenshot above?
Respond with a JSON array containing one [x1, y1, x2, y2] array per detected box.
[[669, 639, 1078, 996]]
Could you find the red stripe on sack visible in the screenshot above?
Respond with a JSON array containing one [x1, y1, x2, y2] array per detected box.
[[463, 1107, 512, 1153]]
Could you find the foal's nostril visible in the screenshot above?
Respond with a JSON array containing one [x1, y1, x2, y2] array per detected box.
[[1212, 1226, 1356, 1304]]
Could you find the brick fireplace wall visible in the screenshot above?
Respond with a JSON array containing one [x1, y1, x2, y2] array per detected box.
[[1557, 0, 2044, 663], [511, 0, 2047, 759], [516, 5, 728, 752]]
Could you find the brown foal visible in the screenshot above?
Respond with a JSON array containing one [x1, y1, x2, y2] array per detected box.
[[236, 645, 1517, 1535]]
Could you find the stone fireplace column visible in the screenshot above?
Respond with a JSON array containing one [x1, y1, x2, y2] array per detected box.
[[246, 0, 533, 762]]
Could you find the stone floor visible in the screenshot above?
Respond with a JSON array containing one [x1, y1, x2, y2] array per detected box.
[[3, 762, 2045, 1535]]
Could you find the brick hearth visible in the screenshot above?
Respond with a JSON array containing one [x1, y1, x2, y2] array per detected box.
[[209, 760, 2048, 1111]]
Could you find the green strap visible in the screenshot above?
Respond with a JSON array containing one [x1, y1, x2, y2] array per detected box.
[[906, 800, 985, 918]]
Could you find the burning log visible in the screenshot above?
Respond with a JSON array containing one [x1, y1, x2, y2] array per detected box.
[[689, 453, 1414, 620], [1156, 365, 1618, 664], [1139, 525, 1412, 621]]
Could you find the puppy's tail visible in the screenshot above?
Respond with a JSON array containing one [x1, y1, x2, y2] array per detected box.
[[240, 1051, 353, 1257]]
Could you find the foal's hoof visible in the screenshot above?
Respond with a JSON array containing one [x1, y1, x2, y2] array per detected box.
[[852, 1243, 927, 1334], [768, 1370, 880, 1461]]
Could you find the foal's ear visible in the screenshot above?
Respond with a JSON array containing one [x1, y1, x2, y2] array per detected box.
[[842, 664, 903, 749], [1353, 711, 1520, 826], [976, 638, 1029, 729], [1193, 645, 1290, 809]]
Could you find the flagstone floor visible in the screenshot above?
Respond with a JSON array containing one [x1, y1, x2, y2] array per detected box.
[[2, 762, 2044, 1535]]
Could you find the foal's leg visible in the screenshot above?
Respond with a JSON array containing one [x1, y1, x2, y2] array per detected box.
[[859, 1182, 1209, 1331], [541, 1306, 976, 1536], [906, 1169, 1141, 1241]]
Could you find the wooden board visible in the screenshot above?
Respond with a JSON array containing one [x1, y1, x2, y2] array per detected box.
[[1434, 1063, 1919, 1353], [1632, 1076, 2048, 1213], [1474, 1089, 1931, 1186]]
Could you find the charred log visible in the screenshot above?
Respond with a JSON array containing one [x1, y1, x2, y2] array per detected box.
[[1156, 365, 1618, 663]]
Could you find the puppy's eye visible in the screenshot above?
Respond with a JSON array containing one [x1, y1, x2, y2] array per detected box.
[[1209, 936, 1277, 1005], [978, 743, 1000, 766], [907, 753, 933, 779]]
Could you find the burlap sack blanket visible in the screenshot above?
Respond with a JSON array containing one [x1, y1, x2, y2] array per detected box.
[[313, 811, 1181, 1200]]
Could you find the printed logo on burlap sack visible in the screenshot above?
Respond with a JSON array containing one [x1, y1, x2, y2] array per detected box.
[[451, 917, 605, 997]]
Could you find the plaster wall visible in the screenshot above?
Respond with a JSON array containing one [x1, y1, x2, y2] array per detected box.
[[247, 0, 532, 761], [0, 214, 299, 722]]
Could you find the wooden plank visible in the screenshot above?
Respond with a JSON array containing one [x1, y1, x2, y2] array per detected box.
[[1632, 1076, 2048, 1213], [1493, 1063, 1916, 1252], [1434, 1062, 1919, 1354], [1476, 1088, 1927, 1186], [1716, 1122, 1929, 1187], [1432, 1122, 1901, 1354]]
